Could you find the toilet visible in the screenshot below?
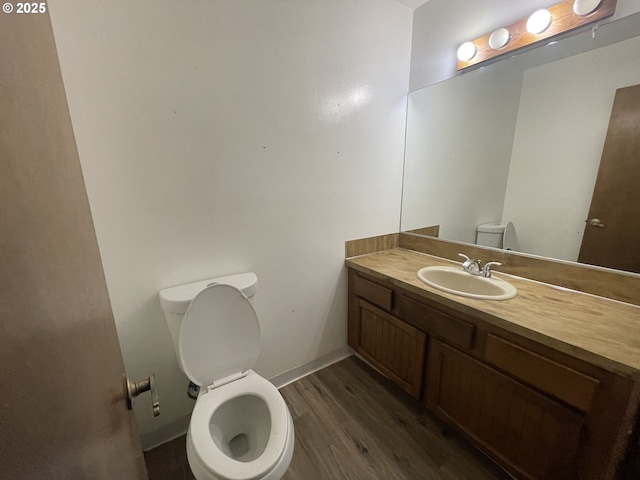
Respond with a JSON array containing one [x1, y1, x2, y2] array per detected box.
[[159, 273, 295, 480], [476, 221, 518, 251]]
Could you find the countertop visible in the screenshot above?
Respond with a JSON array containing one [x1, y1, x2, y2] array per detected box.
[[346, 248, 640, 376]]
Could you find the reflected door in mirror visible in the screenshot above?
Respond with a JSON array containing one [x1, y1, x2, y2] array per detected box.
[[578, 84, 640, 273]]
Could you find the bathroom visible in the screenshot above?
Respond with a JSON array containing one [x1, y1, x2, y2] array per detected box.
[[2, 0, 640, 479]]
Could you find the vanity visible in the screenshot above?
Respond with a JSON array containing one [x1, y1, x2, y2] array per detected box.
[[359, 7, 640, 477], [346, 241, 640, 480]]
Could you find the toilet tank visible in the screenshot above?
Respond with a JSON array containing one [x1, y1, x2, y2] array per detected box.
[[159, 272, 258, 372], [476, 221, 517, 250]]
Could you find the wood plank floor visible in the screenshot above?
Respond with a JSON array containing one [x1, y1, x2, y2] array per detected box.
[[145, 356, 511, 480]]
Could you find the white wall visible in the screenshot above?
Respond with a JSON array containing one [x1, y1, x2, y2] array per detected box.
[[48, 0, 411, 448], [401, 62, 522, 243], [395, 0, 428, 9], [502, 35, 640, 261], [409, 0, 640, 90]]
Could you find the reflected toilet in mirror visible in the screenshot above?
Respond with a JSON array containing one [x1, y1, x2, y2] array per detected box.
[[476, 222, 518, 251]]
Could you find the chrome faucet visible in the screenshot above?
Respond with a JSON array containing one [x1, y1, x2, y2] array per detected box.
[[481, 261, 502, 278], [459, 254, 502, 278], [458, 253, 481, 275]]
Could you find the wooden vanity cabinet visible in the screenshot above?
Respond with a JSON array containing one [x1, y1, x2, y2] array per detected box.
[[348, 274, 426, 398], [347, 268, 638, 480], [427, 339, 583, 480]]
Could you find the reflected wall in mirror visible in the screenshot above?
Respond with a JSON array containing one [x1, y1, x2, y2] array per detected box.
[[401, 13, 640, 274]]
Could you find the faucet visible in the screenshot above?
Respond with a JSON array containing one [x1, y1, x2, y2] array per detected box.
[[459, 254, 503, 278], [481, 261, 502, 278], [458, 253, 481, 275]]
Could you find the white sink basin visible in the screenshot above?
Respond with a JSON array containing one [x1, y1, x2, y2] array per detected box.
[[417, 266, 517, 300]]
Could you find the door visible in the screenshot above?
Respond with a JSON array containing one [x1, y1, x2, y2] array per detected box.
[[0, 6, 147, 479], [578, 84, 640, 273]]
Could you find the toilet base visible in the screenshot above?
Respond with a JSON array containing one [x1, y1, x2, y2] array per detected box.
[[186, 408, 295, 480]]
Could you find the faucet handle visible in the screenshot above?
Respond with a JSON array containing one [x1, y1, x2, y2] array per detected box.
[[481, 261, 502, 278], [458, 253, 481, 275]]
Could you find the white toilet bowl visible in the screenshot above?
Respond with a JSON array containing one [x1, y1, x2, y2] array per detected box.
[[186, 371, 294, 480], [159, 276, 295, 480]]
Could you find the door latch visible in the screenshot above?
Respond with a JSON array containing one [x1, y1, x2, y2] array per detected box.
[[587, 218, 606, 227], [126, 374, 160, 417]]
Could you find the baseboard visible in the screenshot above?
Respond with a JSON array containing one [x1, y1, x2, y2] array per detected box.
[[142, 345, 354, 451], [141, 414, 191, 452], [269, 345, 354, 389]]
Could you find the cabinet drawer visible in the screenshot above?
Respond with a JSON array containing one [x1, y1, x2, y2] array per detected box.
[[398, 295, 475, 350], [484, 334, 599, 412], [354, 274, 393, 311]]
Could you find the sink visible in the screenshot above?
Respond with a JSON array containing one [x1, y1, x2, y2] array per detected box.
[[417, 266, 517, 300]]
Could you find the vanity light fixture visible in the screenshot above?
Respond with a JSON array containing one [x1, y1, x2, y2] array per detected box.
[[456, 0, 616, 71], [526, 9, 553, 34], [457, 42, 477, 61], [488, 28, 511, 50]]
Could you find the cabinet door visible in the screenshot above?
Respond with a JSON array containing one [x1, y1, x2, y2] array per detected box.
[[351, 299, 426, 398], [427, 340, 584, 480]]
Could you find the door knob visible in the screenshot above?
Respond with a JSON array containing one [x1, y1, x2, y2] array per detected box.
[[587, 218, 606, 227], [126, 374, 160, 417]]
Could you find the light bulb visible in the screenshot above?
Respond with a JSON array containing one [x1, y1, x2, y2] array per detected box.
[[526, 9, 552, 34], [457, 42, 477, 62], [489, 28, 511, 49], [573, 0, 603, 16]]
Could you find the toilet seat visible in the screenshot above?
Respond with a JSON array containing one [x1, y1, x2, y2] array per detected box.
[[189, 371, 289, 480], [180, 284, 261, 388]]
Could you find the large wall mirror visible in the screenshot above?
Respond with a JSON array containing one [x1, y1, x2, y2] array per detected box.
[[401, 12, 640, 274]]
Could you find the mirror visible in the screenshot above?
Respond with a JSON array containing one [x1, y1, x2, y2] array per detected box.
[[401, 12, 640, 273]]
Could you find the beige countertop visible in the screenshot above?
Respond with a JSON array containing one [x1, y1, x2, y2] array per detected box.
[[346, 248, 640, 377]]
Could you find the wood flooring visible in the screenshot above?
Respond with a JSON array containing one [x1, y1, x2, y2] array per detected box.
[[145, 356, 511, 480]]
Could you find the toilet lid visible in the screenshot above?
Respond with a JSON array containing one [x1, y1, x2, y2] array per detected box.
[[179, 284, 260, 387], [503, 221, 517, 250]]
